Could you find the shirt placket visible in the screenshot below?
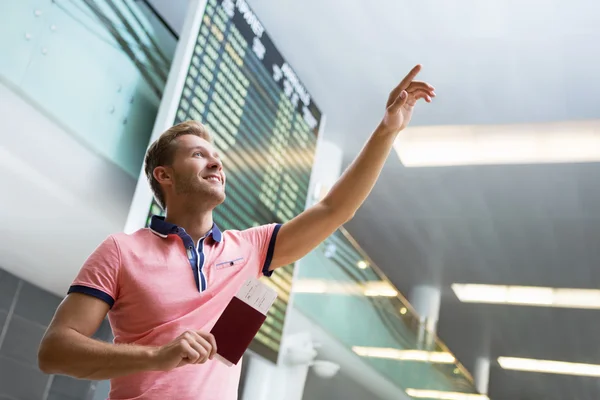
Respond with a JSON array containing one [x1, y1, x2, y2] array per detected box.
[[182, 232, 209, 292], [196, 237, 207, 291]]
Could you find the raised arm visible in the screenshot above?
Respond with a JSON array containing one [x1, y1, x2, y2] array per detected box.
[[269, 65, 434, 269], [38, 293, 217, 380]]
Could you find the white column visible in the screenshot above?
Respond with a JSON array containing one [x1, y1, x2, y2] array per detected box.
[[409, 285, 441, 349], [124, 0, 208, 233], [474, 356, 490, 395], [409, 285, 441, 333], [473, 320, 491, 395], [306, 137, 343, 207], [241, 332, 319, 400]]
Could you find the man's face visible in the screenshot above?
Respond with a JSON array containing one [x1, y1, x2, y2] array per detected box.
[[163, 134, 226, 207]]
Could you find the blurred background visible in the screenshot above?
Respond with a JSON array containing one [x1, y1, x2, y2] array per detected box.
[[1, 1, 600, 399]]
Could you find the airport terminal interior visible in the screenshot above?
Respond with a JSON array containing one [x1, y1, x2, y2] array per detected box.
[[1, 0, 600, 399]]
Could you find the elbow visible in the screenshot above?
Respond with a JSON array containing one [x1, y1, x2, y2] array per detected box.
[[344, 212, 356, 224], [37, 333, 65, 375], [37, 343, 57, 374]]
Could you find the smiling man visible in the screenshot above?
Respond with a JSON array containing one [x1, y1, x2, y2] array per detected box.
[[37, 65, 434, 400]]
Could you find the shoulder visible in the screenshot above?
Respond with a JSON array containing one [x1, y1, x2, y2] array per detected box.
[[221, 223, 281, 245], [224, 223, 279, 236], [112, 227, 155, 241], [109, 228, 159, 251]]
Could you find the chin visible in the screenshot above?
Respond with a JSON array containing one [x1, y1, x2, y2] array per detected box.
[[208, 188, 226, 204], [215, 192, 226, 204]]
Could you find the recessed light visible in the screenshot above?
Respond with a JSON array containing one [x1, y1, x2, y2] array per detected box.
[[352, 347, 455, 364], [405, 389, 489, 400], [293, 279, 397, 297], [451, 284, 600, 309], [394, 122, 600, 167], [498, 357, 600, 377]]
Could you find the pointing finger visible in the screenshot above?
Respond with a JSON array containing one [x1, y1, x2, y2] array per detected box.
[[387, 65, 422, 108], [400, 64, 422, 87]]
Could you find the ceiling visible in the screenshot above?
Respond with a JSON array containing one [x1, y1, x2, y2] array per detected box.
[[240, 0, 600, 399]]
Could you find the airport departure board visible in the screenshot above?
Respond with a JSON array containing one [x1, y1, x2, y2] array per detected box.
[[146, 0, 322, 362]]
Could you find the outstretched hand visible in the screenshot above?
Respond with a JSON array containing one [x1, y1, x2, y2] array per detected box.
[[381, 64, 435, 134]]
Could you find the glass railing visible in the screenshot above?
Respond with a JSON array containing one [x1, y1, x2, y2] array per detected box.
[[293, 227, 481, 398], [0, 0, 177, 177]]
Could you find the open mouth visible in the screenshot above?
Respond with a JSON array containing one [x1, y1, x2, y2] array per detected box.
[[204, 175, 222, 184]]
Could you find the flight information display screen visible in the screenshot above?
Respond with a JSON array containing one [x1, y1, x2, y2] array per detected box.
[[146, 0, 322, 362]]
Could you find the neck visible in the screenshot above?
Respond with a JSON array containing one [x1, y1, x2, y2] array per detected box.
[[164, 203, 214, 244]]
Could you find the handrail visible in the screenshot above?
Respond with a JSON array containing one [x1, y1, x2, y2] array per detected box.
[[337, 225, 476, 385], [292, 226, 480, 395]]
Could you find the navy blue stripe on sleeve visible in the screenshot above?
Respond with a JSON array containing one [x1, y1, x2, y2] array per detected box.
[[262, 224, 282, 277], [68, 285, 115, 308]]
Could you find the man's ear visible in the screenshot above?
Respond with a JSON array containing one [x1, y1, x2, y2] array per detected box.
[[153, 166, 172, 186]]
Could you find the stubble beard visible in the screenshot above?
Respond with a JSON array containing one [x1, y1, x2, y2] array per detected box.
[[173, 172, 225, 209]]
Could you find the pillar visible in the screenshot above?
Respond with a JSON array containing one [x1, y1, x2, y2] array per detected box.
[[472, 319, 491, 395], [306, 135, 343, 208], [241, 332, 319, 400], [409, 285, 441, 349], [474, 356, 490, 395]]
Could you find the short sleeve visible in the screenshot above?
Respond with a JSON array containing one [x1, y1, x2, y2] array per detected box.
[[67, 235, 121, 308], [242, 223, 282, 278]]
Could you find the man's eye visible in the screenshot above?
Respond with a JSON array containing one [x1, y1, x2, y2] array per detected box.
[[193, 152, 203, 157]]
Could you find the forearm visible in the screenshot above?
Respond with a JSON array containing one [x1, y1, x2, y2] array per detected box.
[[38, 328, 156, 380], [322, 123, 397, 218]]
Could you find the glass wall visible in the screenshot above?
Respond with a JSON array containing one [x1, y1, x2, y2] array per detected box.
[[293, 227, 480, 397], [0, 0, 176, 177]]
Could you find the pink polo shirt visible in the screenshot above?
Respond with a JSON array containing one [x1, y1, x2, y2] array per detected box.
[[68, 215, 281, 400]]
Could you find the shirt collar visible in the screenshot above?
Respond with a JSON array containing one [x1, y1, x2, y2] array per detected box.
[[149, 215, 222, 242]]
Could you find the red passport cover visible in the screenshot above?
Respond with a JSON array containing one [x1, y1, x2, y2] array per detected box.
[[210, 296, 267, 365]]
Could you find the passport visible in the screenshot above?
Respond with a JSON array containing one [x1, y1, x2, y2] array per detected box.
[[210, 277, 277, 366]]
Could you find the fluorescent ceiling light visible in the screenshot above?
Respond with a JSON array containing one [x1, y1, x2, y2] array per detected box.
[[498, 357, 600, 377], [357, 260, 369, 269], [451, 284, 600, 309], [394, 121, 600, 167], [363, 281, 398, 297], [293, 279, 397, 297], [405, 389, 488, 400], [353, 346, 455, 364]]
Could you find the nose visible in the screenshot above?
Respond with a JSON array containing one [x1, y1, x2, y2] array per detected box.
[[207, 156, 222, 170]]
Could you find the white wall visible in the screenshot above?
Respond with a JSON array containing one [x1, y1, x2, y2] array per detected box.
[[0, 80, 136, 296]]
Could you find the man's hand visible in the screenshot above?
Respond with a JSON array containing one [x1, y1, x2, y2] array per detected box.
[[151, 330, 217, 371], [381, 64, 435, 134]]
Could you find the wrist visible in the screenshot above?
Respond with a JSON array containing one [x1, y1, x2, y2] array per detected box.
[[144, 346, 161, 371], [376, 121, 401, 137]]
